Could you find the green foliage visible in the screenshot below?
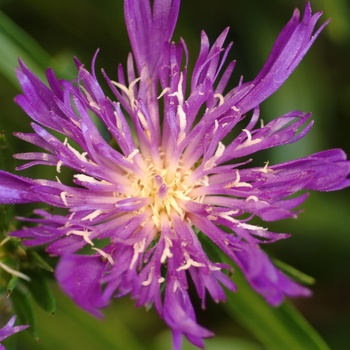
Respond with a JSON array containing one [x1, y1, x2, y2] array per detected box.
[[1, 238, 57, 339], [0, 9, 51, 85], [0, 8, 77, 87], [200, 233, 330, 349], [225, 267, 330, 350], [273, 259, 316, 286], [24, 272, 56, 315], [0, 135, 56, 342], [11, 287, 37, 338]]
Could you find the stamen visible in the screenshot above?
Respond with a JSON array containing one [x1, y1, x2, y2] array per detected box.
[[176, 252, 206, 271], [142, 268, 153, 286], [124, 150, 207, 230], [219, 212, 267, 232], [246, 195, 259, 202], [66, 229, 94, 245], [130, 238, 146, 269], [80, 85, 100, 110], [213, 120, 219, 134], [214, 141, 226, 158], [92, 247, 114, 265], [252, 161, 273, 174], [137, 110, 151, 140], [160, 237, 173, 263], [209, 265, 221, 271], [214, 93, 225, 106], [231, 105, 240, 113], [65, 142, 89, 162], [55, 176, 62, 183], [114, 110, 125, 135], [60, 191, 69, 206], [236, 129, 262, 150], [56, 160, 63, 173], [124, 149, 140, 163], [224, 170, 253, 188], [111, 81, 130, 95], [82, 209, 103, 221], [75, 174, 102, 184], [203, 142, 225, 170], [177, 105, 187, 145], [173, 279, 181, 293], [168, 72, 184, 106], [238, 222, 267, 231], [242, 129, 253, 142], [157, 87, 170, 99], [111, 77, 141, 109]]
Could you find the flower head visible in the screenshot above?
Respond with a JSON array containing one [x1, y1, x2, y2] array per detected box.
[[0, 316, 28, 350], [0, 1, 349, 349]]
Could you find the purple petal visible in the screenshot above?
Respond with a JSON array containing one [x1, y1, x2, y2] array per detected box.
[[236, 3, 328, 113], [55, 254, 110, 317], [163, 277, 214, 350], [0, 316, 28, 343], [124, 0, 180, 76], [270, 149, 350, 192], [0, 171, 39, 204]]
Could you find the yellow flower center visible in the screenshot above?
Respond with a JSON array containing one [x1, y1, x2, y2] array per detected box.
[[128, 156, 207, 229]]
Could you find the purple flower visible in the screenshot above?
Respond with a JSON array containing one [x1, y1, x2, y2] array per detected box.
[[0, 316, 28, 350], [0, 1, 349, 348]]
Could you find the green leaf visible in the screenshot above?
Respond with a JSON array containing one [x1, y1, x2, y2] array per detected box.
[[273, 258, 315, 285], [154, 331, 263, 350], [25, 272, 56, 315], [7, 275, 18, 295], [0, 10, 50, 85], [198, 230, 329, 349], [17, 287, 150, 350], [0, 10, 76, 87], [26, 250, 54, 272], [223, 266, 330, 350], [11, 287, 37, 338]]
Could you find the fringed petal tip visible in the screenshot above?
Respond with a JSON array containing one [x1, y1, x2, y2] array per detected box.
[[0, 316, 29, 342], [236, 2, 327, 113]]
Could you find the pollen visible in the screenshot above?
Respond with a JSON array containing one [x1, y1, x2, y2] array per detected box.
[[126, 152, 205, 229]]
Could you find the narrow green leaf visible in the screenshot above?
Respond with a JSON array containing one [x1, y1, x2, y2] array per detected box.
[[0, 10, 76, 86], [0, 10, 48, 85], [198, 233, 329, 349], [155, 331, 263, 350], [26, 250, 54, 272], [25, 272, 56, 315], [273, 258, 315, 285], [224, 266, 330, 350], [7, 275, 18, 295], [17, 287, 150, 350], [11, 287, 37, 338], [0, 10, 50, 67]]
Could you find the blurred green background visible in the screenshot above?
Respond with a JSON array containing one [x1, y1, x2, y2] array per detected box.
[[0, 0, 349, 349]]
